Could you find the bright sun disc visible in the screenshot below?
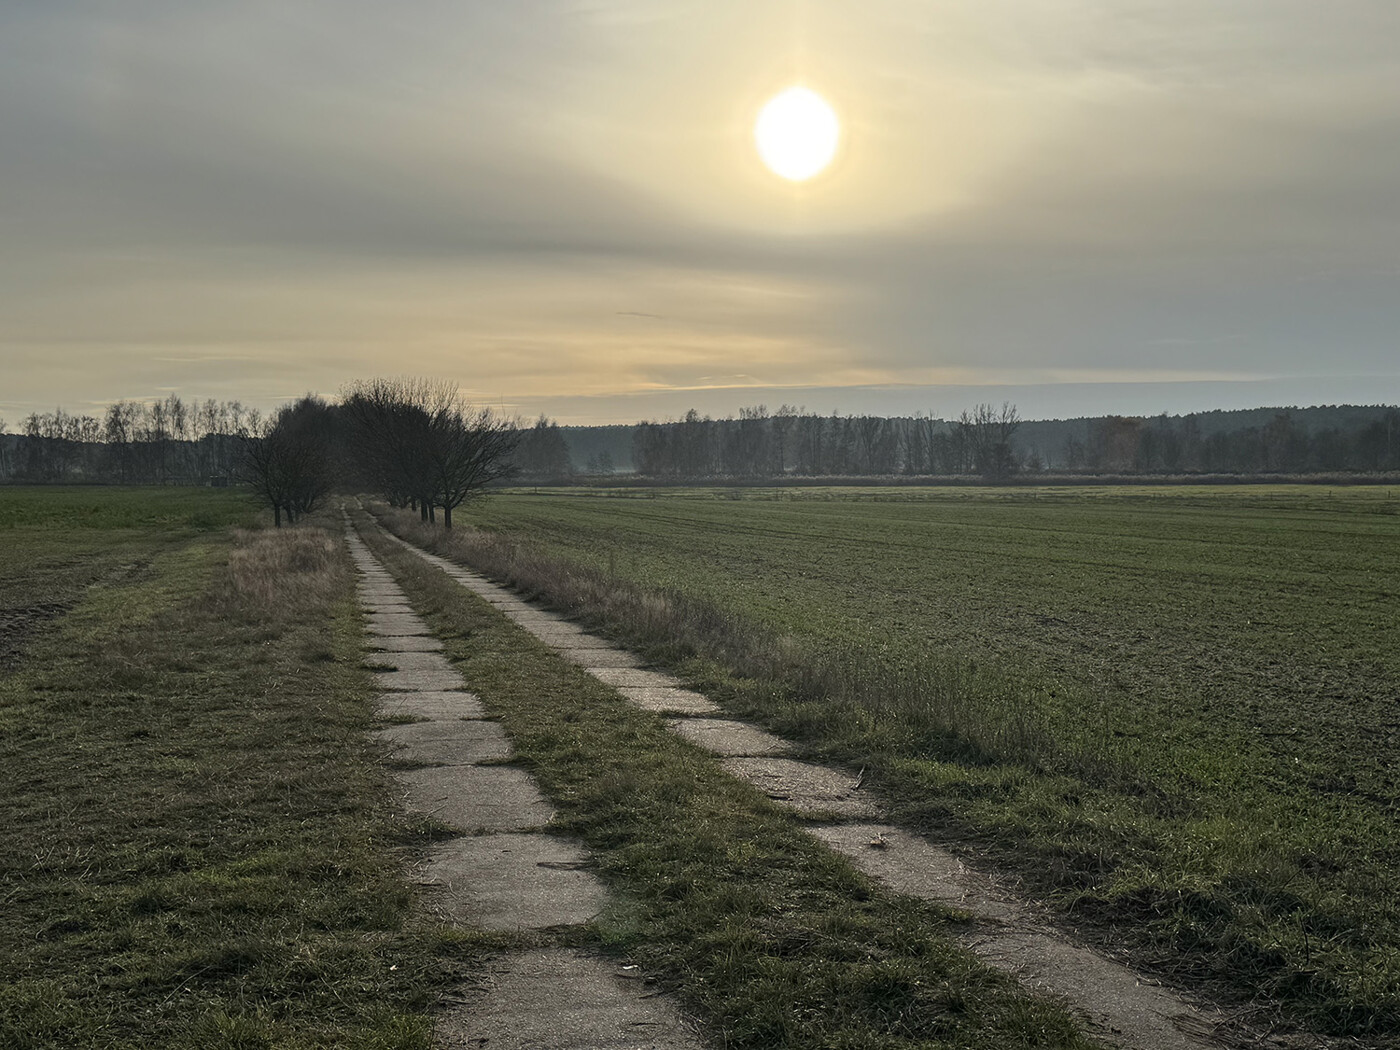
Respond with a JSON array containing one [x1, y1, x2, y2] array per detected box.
[[755, 86, 839, 181]]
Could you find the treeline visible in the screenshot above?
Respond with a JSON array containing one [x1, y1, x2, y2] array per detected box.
[[0, 396, 258, 485], [628, 403, 1400, 479], [0, 395, 570, 491], [633, 403, 1024, 479], [1057, 409, 1400, 474]]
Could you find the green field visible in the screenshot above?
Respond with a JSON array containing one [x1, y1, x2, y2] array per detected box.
[[433, 485, 1400, 1036], [0, 488, 455, 1049]]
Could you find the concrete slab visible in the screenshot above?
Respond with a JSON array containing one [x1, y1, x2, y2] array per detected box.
[[522, 628, 610, 647], [419, 833, 608, 930], [668, 719, 793, 757], [362, 600, 414, 611], [614, 686, 721, 716], [587, 667, 684, 690], [722, 757, 881, 819], [400, 764, 555, 831], [364, 615, 434, 637], [437, 949, 705, 1050], [377, 690, 485, 721], [375, 666, 468, 692], [557, 647, 646, 669], [363, 650, 456, 675], [375, 719, 512, 766], [449, 581, 497, 595], [499, 604, 564, 616], [366, 634, 445, 653], [808, 823, 1020, 922], [967, 929, 1221, 1050], [357, 589, 406, 603], [504, 610, 573, 625]]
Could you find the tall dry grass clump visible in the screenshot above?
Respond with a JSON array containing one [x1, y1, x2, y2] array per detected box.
[[375, 507, 1077, 774], [223, 526, 348, 618]]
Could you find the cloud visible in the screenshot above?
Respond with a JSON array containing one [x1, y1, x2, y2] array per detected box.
[[1, 1, 1398, 420]]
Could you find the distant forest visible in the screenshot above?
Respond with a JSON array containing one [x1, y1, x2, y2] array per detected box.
[[2, 397, 1397, 485], [584, 403, 1400, 480]]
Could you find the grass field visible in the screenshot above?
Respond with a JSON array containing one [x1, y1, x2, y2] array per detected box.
[[395, 484, 1400, 1039], [0, 488, 461, 1049]]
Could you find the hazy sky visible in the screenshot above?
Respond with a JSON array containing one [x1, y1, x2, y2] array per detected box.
[[3, 1, 1398, 424]]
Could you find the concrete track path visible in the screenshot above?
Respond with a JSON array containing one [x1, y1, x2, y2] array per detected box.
[[347, 523, 704, 1050], [356, 516, 1295, 1050]]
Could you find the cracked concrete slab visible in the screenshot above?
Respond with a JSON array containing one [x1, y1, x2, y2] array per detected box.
[[377, 689, 485, 721], [723, 757, 880, 819], [436, 949, 705, 1050], [587, 667, 684, 689], [363, 650, 456, 675], [364, 615, 434, 637], [375, 666, 468, 692], [366, 634, 445, 653], [967, 929, 1220, 1050], [557, 647, 645, 669], [419, 833, 609, 930], [614, 686, 721, 716], [505, 612, 574, 627], [399, 765, 555, 831], [523, 628, 612, 647], [669, 719, 793, 757], [375, 719, 512, 766], [809, 823, 1021, 922]]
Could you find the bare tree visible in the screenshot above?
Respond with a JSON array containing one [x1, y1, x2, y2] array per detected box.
[[957, 402, 1021, 479], [342, 377, 441, 515], [426, 402, 518, 527], [342, 377, 519, 527], [239, 396, 334, 526]]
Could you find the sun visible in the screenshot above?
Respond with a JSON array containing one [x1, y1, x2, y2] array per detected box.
[[754, 86, 840, 182]]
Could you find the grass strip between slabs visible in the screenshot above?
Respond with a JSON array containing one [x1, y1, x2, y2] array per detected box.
[[0, 507, 482, 1050], [354, 512, 1101, 1050]]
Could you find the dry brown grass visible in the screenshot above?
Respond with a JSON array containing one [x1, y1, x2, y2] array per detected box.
[[223, 526, 349, 618]]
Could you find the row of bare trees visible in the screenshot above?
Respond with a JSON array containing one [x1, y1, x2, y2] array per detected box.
[[632, 403, 1023, 479], [235, 379, 520, 528], [0, 396, 257, 484], [0, 380, 523, 528], [338, 378, 518, 528]]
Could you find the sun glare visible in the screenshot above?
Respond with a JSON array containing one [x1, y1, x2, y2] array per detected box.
[[754, 86, 840, 182]]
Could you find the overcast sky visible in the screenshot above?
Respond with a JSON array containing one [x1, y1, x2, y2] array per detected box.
[[3, 1, 1398, 424]]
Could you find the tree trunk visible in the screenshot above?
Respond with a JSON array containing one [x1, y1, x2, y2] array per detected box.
[[443, 503, 453, 529], [420, 501, 428, 521], [428, 503, 436, 523], [273, 504, 282, 527]]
